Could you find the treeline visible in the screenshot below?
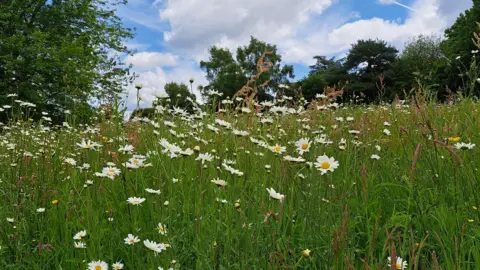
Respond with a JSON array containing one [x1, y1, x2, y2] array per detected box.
[[191, 1, 480, 105]]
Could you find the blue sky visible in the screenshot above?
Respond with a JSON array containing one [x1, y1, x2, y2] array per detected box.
[[116, 0, 472, 110]]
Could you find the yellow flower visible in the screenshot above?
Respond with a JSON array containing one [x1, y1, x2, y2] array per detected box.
[[51, 199, 59, 205], [102, 136, 108, 141], [468, 219, 474, 223], [473, 206, 478, 210], [302, 249, 311, 257], [448, 136, 461, 142]]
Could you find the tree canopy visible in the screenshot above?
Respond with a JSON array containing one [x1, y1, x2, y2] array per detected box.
[[0, 0, 134, 121], [199, 37, 294, 104]]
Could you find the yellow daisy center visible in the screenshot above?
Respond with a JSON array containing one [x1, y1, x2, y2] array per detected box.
[[129, 239, 134, 243], [301, 143, 309, 150], [274, 146, 281, 152], [320, 162, 331, 169], [395, 263, 401, 269], [95, 266, 102, 270], [109, 169, 116, 173]]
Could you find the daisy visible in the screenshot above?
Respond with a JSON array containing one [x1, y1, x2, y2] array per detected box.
[[266, 187, 285, 201], [96, 166, 121, 180], [145, 188, 161, 195], [211, 178, 227, 187], [127, 197, 146, 206], [370, 154, 380, 160], [144, 240, 167, 254], [73, 230, 87, 240], [270, 144, 286, 154], [283, 155, 306, 163], [232, 129, 249, 136], [64, 158, 76, 166], [118, 145, 134, 153], [195, 153, 214, 164], [314, 155, 339, 175], [37, 208, 45, 213], [387, 256, 407, 270], [112, 262, 124, 269], [295, 138, 311, 154], [87, 260, 108, 270], [77, 140, 100, 150], [124, 234, 140, 245], [74, 241, 86, 248], [454, 142, 475, 150], [157, 223, 167, 235], [383, 129, 391, 136]]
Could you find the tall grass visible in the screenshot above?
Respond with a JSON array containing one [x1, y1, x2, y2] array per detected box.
[[0, 93, 479, 269]]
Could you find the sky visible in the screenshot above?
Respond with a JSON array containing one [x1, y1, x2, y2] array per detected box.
[[116, 0, 473, 111]]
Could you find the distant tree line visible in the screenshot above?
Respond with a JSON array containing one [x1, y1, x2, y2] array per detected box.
[[192, 0, 480, 106], [3, 0, 480, 120]]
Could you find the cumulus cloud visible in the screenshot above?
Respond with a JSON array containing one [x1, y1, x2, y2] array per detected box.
[[123, 59, 207, 112], [280, 0, 471, 65], [150, 0, 471, 66], [157, 0, 333, 60], [124, 52, 179, 70]]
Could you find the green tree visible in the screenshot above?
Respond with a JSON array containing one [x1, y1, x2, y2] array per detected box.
[[235, 37, 294, 101], [199, 37, 294, 104], [162, 82, 197, 111], [345, 39, 398, 101], [393, 35, 447, 94], [440, 1, 480, 94], [0, 0, 134, 121], [441, 0, 480, 61], [199, 47, 247, 103]]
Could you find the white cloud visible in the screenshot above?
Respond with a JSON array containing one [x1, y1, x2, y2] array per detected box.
[[280, 0, 471, 65], [124, 52, 179, 70], [157, 0, 333, 60], [149, 0, 470, 66], [124, 60, 207, 112]]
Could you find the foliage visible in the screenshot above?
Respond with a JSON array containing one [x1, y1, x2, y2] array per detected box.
[[393, 35, 448, 95], [0, 0, 134, 121], [299, 56, 348, 102], [199, 47, 247, 103], [1, 94, 480, 269], [162, 82, 197, 110], [344, 39, 398, 101], [200, 37, 294, 104]]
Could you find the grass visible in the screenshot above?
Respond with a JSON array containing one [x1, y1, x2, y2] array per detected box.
[[0, 95, 480, 269]]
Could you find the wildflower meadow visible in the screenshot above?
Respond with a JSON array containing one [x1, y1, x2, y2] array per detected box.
[[1, 89, 480, 269]]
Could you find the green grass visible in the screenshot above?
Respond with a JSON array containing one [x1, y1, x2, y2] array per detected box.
[[0, 98, 480, 269]]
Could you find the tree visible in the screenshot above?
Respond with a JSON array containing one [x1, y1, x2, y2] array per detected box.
[[199, 47, 247, 103], [393, 35, 448, 95], [298, 72, 326, 102], [345, 39, 398, 100], [440, 1, 480, 94], [235, 37, 294, 101], [0, 0, 134, 122], [441, 1, 480, 61], [199, 37, 294, 104], [162, 82, 196, 111], [299, 56, 347, 102]]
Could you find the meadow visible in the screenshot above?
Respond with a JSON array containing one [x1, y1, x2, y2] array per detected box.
[[1, 90, 480, 270]]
